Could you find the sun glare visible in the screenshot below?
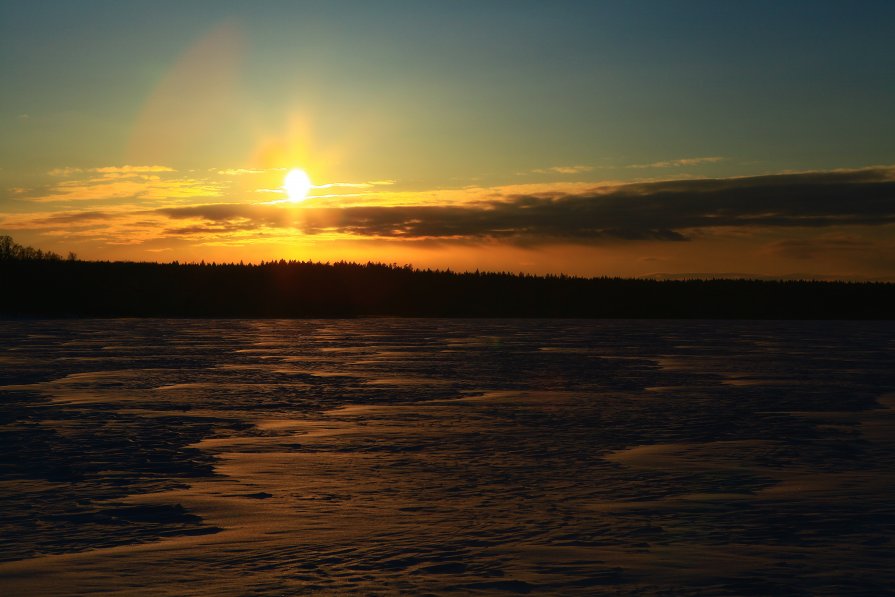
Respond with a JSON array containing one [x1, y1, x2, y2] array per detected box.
[[284, 168, 312, 202]]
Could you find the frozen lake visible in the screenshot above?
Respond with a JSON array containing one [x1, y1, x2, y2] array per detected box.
[[1, 319, 893, 595]]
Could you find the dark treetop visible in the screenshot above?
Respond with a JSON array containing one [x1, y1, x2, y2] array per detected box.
[[2, 257, 893, 319]]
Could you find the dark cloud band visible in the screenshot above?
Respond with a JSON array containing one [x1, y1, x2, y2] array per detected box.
[[154, 168, 895, 244]]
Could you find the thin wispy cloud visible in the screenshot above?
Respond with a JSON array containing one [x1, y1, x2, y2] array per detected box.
[[215, 168, 281, 176], [47, 167, 88, 177], [29, 179, 223, 203], [530, 165, 594, 175], [49, 165, 175, 176], [94, 165, 175, 174], [764, 236, 875, 260], [628, 157, 725, 169], [315, 180, 397, 190], [254, 179, 397, 198], [28, 165, 221, 202]]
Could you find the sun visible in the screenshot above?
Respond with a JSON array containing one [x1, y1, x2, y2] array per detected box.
[[284, 168, 312, 202]]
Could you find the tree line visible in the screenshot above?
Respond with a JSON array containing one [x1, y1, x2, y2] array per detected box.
[[0, 236, 892, 318], [0, 235, 76, 262]]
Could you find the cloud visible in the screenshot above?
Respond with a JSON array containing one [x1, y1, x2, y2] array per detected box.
[[763, 237, 879, 260], [151, 167, 895, 244], [628, 156, 725, 169], [314, 182, 373, 190], [49, 165, 174, 176], [28, 165, 221, 202], [0, 210, 117, 230], [30, 179, 223, 203], [47, 167, 86, 177], [8, 167, 895, 256], [253, 178, 398, 197], [38, 211, 114, 225], [94, 165, 174, 174], [531, 165, 593, 175], [314, 180, 397, 190], [215, 168, 270, 176]]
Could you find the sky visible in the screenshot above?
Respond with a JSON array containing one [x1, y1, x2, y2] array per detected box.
[[2, 0, 894, 279]]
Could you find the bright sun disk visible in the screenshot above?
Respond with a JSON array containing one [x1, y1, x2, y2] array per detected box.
[[284, 168, 312, 202]]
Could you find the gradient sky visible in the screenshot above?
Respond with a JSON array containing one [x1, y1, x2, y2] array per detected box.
[[2, 0, 894, 278]]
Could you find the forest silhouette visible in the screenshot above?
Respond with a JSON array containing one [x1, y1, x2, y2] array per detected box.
[[1, 236, 892, 318]]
